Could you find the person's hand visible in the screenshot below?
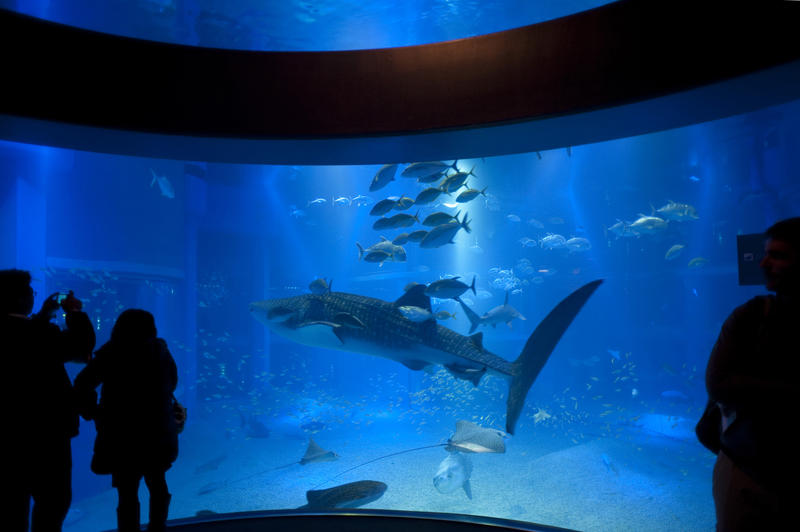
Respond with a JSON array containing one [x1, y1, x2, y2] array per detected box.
[[61, 290, 83, 312], [38, 292, 61, 318]]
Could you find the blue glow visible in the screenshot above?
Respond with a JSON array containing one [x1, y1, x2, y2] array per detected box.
[[4, 0, 614, 51]]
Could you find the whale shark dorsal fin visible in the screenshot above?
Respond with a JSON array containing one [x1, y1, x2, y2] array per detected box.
[[394, 283, 432, 311], [469, 332, 483, 350], [463, 479, 473, 500], [504, 291, 509, 306]]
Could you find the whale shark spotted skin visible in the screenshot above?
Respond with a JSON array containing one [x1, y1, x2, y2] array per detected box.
[[250, 280, 602, 435]]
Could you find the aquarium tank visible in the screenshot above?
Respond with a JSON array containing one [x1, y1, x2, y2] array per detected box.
[[2, 2, 799, 532]]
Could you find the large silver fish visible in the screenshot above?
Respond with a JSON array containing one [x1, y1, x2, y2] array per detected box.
[[250, 280, 602, 434]]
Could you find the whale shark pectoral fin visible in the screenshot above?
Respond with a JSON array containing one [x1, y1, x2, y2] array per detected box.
[[463, 479, 473, 499], [401, 359, 431, 371], [445, 364, 485, 387], [298, 321, 345, 345]]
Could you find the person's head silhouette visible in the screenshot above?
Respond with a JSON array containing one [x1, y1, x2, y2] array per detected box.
[[761, 217, 800, 296], [111, 309, 157, 344], [0, 269, 34, 315]]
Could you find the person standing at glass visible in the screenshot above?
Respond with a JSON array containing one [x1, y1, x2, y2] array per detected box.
[[2, 269, 95, 531], [74, 309, 178, 532], [703, 217, 800, 530]]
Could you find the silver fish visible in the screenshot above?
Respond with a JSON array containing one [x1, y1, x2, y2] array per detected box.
[[369, 164, 398, 192], [420, 213, 471, 248]]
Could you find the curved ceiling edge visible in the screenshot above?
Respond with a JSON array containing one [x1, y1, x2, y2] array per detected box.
[[1, 2, 800, 163], [4, 59, 799, 165]]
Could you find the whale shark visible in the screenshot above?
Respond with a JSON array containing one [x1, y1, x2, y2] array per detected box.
[[249, 279, 602, 435]]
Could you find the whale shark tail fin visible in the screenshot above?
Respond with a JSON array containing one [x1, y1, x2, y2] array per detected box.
[[505, 279, 603, 435]]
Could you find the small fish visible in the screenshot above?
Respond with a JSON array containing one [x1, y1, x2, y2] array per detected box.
[[441, 166, 475, 193], [398, 305, 434, 322], [688, 257, 709, 268], [369, 164, 398, 192], [372, 217, 395, 231], [406, 229, 429, 242], [424, 276, 476, 299], [332, 196, 351, 206], [654, 200, 699, 222], [351, 194, 373, 206], [527, 218, 545, 229], [309, 278, 332, 295], [370, 198, 397, 216], [519, 237, 537, 248], [401, 161, 457, 179], [456, 187, 487, 203], [414, 187, 445, 205], [423, 211, 460, 227], [506, 214, 521, 223], [565, 237, 591, 252], [420, 213, 471, 248], [540, 234, 567, 249], [435, 310, 456, 321], [607, 219, 636, 239], [289, 205, 306, 218], [149, 169, 175, 199], [630, 214, 668, 234], [392, 195, 415, 211], [362, 250, 392, 265], [383, 212, 420, 229], [357, 239, 407, 263], [392, 233, 410, 245], [665, 244, 685, 261], [308, 197, 327, 206]]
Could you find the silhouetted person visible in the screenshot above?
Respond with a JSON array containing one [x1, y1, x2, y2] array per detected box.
[[2, 269, 95, 531], [74, 309, 178, 532], [703, 217, 800, 530]]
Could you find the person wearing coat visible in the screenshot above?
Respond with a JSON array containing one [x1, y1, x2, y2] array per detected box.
[[74, 309, 178, 532]]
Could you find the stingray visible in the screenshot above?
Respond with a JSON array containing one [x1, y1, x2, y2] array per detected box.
[[196, 438, 339, 495], [311, 420, 505, 489], [297, 480, 387, 510]]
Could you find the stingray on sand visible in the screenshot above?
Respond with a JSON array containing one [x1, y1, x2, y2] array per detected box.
[[197, 438, 338, 495], [312, 420, 505, 489], [297, 480, 387, 510]]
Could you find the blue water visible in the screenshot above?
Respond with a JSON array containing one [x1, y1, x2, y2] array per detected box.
[[3, 97, 800, 531], [2, 0, 612, 51]]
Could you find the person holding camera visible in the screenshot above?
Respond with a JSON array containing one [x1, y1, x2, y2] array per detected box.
[[74, 309, 179, 532], [1, 269, 95, 532]]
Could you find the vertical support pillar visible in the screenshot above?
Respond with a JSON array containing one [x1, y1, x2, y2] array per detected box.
[[182, 163, 207, 412]]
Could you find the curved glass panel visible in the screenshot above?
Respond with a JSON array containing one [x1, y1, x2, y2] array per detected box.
[[2, 0, 612, 51], [3, 98, 798, 531]]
